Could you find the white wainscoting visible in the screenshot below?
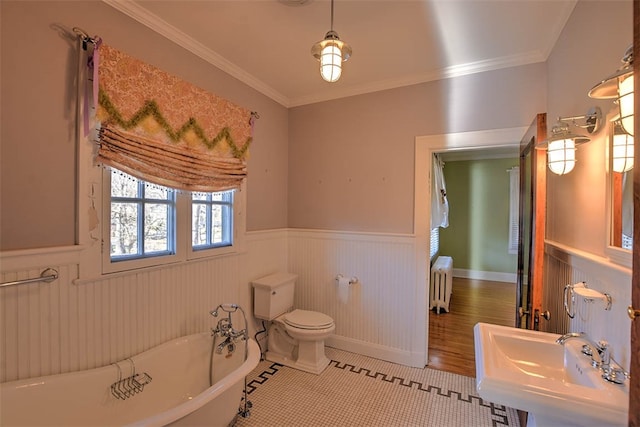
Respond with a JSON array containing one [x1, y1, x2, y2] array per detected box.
[[287, 229, 426, 368], [544, 241, 632, 370], [0, 230, 289, 383], [0, 228, 427, 382]]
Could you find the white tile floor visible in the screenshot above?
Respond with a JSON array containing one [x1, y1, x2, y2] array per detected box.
[[235, 347, 520, 427]]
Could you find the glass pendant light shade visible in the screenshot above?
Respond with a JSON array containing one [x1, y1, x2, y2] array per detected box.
[[612, 124, 634, 173], [539, 122, 590, 175], [547, 138, 576, 175], [311, 0, 351, 83], [320, 42, 343, 82]]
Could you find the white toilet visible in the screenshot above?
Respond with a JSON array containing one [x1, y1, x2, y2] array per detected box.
[[252, 272, 335, 374]]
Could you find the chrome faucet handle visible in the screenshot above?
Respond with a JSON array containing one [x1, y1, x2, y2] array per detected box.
[[601, 353, 630, 385], [602, 365, 630, 384], [581, 344, 593, 357], [596, 340, 610, 366]]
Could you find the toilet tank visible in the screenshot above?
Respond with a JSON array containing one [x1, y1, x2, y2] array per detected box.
[[252, 273, 297, 320]]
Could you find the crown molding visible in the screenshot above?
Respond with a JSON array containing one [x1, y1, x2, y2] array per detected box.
[[289, 50, 546, 107], [103, 0, 567, 109], [102, 0, 291, 107]]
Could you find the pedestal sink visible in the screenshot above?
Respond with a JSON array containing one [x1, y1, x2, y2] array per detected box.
[[473, 323, 628, 427]]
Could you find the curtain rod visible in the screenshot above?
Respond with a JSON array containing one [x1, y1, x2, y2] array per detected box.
[[73, 27, 100, 49]]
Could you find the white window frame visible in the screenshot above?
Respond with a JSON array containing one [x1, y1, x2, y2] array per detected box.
[[187, 190, 239, 261], [101, 168, 244, 274], [429, 227, 440, 262]]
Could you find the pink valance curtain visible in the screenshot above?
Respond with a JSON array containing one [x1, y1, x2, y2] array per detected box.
[[96, 44, 253, 192]]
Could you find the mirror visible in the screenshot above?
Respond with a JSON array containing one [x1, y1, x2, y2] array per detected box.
[[607, 121, 633, 264], [611, 169, 633, 250]]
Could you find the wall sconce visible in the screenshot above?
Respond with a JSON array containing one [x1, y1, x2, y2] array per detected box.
[[311, 0, 352, 83], [612, 121, 634, 173], [538, 107, 602, 175], [589, 45, 634, 136]]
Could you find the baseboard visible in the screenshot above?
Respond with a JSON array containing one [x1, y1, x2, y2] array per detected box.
[[452, 268, 516, 283], [326, 335, 424, 368]]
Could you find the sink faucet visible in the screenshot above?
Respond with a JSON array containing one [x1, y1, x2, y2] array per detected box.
[[555, 332, 609, 367], [556, 332, 630, 384]]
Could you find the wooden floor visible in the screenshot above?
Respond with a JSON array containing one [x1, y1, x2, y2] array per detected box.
[[428, 277, 516, 378]]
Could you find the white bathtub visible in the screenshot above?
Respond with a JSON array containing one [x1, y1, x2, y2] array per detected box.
[[0, 332, 260, 426]]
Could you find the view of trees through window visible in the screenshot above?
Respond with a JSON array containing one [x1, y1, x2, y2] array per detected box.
[[110, 171, 175, 259], [109, 170, 234, 262], [192, 192, 233, 249]]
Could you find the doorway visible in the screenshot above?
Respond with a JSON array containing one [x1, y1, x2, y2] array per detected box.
[[428, 149, 520, 376], [429, 150, 520, 377], [414, 126, 528, 369]]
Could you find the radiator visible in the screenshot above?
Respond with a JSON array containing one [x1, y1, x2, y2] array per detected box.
[[430, 256, 453, 314]]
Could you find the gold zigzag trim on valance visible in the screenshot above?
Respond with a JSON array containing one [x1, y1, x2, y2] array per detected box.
[[98, 90, 252, 160]]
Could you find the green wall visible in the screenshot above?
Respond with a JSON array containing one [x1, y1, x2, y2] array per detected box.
[[440, 157, 519, 274]]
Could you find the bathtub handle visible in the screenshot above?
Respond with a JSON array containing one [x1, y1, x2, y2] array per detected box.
[[211, 304, 239, 317]]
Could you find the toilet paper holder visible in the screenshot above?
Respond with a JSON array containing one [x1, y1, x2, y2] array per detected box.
[[335, 274, 358, 285]]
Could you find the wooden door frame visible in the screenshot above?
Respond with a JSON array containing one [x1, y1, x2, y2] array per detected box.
[[516, 113, 547, 330], [629, 2, 639, 425]]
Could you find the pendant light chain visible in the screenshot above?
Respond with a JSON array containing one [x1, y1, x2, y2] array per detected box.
[[330, 0, 334, 31]]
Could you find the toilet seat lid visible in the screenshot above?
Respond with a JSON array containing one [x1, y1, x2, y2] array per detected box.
[[284, 309, 334, 329]]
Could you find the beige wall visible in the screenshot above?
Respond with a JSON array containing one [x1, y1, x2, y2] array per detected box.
[[288, 65, 547, 234], [0, 0, 631, 257], [0, 0, 634, 380], [545, 0, 632, 257], [0, 1, 289, 250]]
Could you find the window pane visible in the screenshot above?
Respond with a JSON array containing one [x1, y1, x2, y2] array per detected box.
[[191, 190, 233, 250], [111, 170, 138, 198], [430, 227, 439, 261], [192, 203, 208, 246], [192, 193, 208, 201], [144, 203, 169, 253], [211, 205, 223, 243], [145, 182, 170, 200], [111, 202, 138, 256]]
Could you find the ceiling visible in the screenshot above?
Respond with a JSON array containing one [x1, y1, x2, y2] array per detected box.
[[105, 0, 577, 108]]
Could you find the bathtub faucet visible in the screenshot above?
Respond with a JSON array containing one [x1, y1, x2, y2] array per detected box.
[[216, 336, 236, 354], [210, 304, 249, 354]]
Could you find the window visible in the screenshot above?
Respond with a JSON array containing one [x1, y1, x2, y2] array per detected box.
[[103, 169, 239, 273], [430, 227, 439, 261], [192, 192, 233, 250], [110, 171, 176, 260]]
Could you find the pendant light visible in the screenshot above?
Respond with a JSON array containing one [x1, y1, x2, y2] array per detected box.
[[311, 0, 352, 83], [589, 46, 634, 136]]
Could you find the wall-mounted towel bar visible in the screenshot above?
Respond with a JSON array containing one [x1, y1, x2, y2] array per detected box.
[[0, 268, 59, 288]]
